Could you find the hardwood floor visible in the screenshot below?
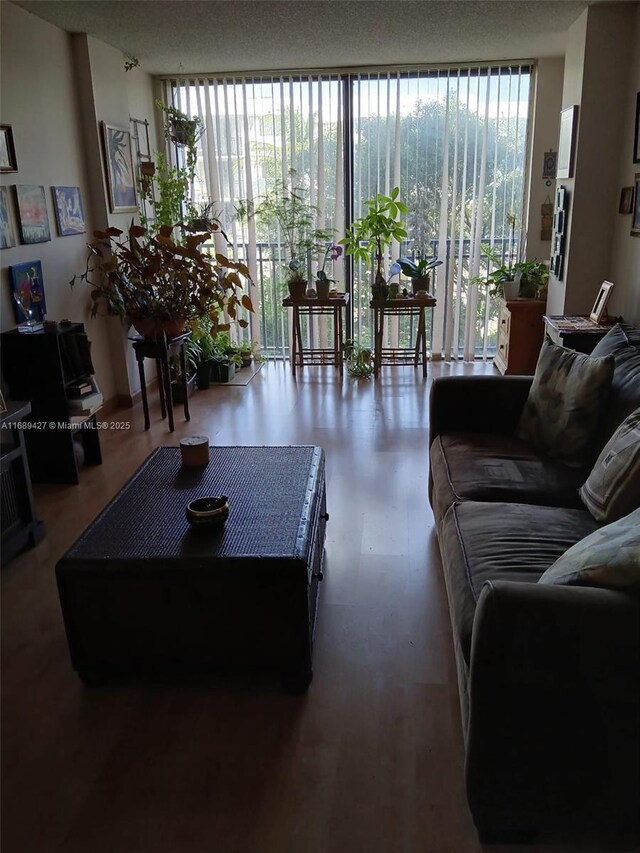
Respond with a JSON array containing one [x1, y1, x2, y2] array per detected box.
[[1, 362, 633, 853]]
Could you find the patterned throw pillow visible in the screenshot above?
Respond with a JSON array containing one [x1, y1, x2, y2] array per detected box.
[[516, 339, 615, 467], [579, 409, 640, 522], [538, 508, 640, 590]]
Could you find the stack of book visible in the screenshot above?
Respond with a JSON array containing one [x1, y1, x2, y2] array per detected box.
[[67, 379, 103, 417]]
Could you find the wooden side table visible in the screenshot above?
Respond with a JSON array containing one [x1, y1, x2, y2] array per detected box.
[[370, 296, 437, 378], [130, 332, 191, 432], [282, 294, 349, 377], [494, 298, 546, 375], [543, 315, 618, 354]]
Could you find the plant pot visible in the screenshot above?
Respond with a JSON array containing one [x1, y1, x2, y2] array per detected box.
[[502, 280, 520, 301], [132, 317, 186, 340], [196, 359, 214, 390], [411, 274, 431, 295], [210, 361, 236, 383], [371, 282, 389, 302], [168, 119, 199, 146], [287, 280, 307, 300], [240, 355, 253, 369], [316, 279, 331, 300], [170, 372, 196, 404]]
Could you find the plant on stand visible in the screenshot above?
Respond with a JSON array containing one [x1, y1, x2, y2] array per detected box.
[[315, 243, 343, 299], [71, 223, 254, 339], [341, 187, 407, 301], [395, 256, 443, 295], [243, 175, 332, 299]]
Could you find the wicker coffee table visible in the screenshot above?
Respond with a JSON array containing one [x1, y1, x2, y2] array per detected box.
[[56, 446, 327, 690]]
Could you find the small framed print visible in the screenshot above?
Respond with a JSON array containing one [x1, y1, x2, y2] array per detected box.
[[9, 260, 47, 323], [0, 125, 18, 172], [632, 174, 640, 238], [52, 186, 85, 236], [14, 184, 51, 244], [619, 186, 634, 215], [101, 122, 137, 212], [634, 92, 640, 164], [0, 186, 15, 248], [590, 281, 614, 324], [557, 105, 579, 179]]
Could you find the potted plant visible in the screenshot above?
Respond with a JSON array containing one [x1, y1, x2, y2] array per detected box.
[[71, 223, 254, 339], [245, 176, 331, 299], [343, 339, 374, 378], [170, 336, 201, 402], [315, 243, 343, 299], [396, 256, 443, 295], [340, 187, 408, 301], [513, 260, 550, 299]]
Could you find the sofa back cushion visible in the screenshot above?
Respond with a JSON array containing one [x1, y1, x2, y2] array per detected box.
[[579, 408, 640, 522], [515, 340, 614, 467], [538, 508, 640, 590], [590, 324, 640, 451]]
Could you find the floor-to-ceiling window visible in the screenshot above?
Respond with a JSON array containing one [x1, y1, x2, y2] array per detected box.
[[160, 62, 531, 361]]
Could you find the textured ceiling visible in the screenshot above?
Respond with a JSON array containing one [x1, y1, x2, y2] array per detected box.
[[12, 0, 593, 75]]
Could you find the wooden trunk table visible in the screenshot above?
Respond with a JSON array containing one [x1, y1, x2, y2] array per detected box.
[[56, 446, 327, 690]]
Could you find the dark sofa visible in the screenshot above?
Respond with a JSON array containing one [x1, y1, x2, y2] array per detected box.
[[428, 324, 640, 842]]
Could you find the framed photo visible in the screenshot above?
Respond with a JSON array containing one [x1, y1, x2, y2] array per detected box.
[[0, 125, 18, 172], [102, 122, 137, 212], [0, 388, 6, 414], [632, 174, 640, 238], [555, 185, 566, 209], [590, 281, 614, 324], [14, 184, 51, 243], [634, 92, 640, 164], [619, 186, 634, 214], [0, 186, 15, 248], [9, 260, 47, 324], [553, 209, 565, 234], [557, 105, 579, 179], [52, 186, 85, 236]]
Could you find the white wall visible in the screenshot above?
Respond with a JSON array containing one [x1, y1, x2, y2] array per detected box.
[[0, 2, 158, 404], [526, 58, 564, 265], [548, 2, 640, 322], [609, 3, 640, 323]]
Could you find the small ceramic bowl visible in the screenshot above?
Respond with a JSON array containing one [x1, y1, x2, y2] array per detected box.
[[185, 496, 229, 529]]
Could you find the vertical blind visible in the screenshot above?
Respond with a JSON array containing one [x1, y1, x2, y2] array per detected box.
[[160, 63, 531, 361]]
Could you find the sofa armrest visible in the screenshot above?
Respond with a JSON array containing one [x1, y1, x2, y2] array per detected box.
[[466, 580, 640, 834], [428, 375, 532, 447]]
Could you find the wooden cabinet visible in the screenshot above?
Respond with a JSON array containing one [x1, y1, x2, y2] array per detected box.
[[494, 298, 546, 375], [0, 323, 102, 484]]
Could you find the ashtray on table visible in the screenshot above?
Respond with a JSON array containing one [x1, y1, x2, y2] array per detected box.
[[185, 496, 229, 529]]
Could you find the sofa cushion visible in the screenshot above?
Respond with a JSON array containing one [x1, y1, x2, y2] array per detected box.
[[515, 339, 614, 467], [440, 501, 599, 666], [539, 508, 640, 590], [579, 408, 640, 522], [590, 324, 640, 451], [430, 432, 589, 525]]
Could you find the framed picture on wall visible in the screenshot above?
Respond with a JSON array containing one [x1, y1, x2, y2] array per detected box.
[[557, 105, 579, 179], [52, 186, 86, 236], [0, 186, 16, 248], [14, 184, 51, 243], [0, 125, 18, 172], [101, 123, 137, 212], [632, 174, 640, 238], [634, 92, 640, 164]]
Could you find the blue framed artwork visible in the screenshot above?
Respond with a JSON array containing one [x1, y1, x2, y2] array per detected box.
[[9, 260, 47, 323], [53, 186, 85, 236]]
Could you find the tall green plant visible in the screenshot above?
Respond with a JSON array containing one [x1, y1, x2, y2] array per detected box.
[[341, 188, 408, 286]]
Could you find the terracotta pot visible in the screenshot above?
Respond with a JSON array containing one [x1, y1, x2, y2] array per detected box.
[[287, 280, 307, 300], [411, 274, 431, 295], [132, 317, 186, 340], [316, 279, 331, 300]]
